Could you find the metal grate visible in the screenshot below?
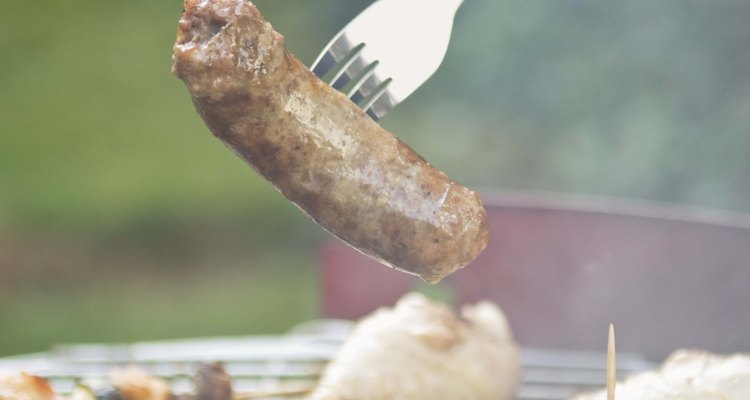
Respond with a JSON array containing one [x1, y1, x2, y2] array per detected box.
[[0, 320, 655, 400]]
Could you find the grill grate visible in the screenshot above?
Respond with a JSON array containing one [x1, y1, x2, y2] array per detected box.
[[0, 321, 654, 400]]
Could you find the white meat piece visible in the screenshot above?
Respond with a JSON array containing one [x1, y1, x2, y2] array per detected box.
[[573, 350, 750, 400], [309, 292, 521, 400]]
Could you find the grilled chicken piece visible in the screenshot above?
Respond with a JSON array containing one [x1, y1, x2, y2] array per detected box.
[[309, 293, 520, 400], [574, 350, 750, 400], [0, 372, 56, 400], [104, 368, 171, 400], [172, 0, 489, 283]]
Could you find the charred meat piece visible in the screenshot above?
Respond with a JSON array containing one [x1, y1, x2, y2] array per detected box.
[[172, 0, 489, 283], [194, 362, 232, 400]]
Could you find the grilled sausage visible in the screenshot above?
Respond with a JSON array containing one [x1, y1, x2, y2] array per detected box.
[[172, 0, 488, 283]]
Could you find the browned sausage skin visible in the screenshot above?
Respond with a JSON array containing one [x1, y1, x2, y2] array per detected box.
[[172, 0, 488, 283]]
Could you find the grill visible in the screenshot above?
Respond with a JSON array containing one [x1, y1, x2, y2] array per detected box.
[[0, 320, 654, 400]]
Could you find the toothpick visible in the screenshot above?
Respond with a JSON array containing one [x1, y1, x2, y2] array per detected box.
[[607, 323, 616, 400]]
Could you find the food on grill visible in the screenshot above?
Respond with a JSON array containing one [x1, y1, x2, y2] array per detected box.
[[171, 0, 489, 283], [574, 349, 750, 400], [9, 364, 234, 400], [309, 293, 521, 400], [0, 371, 56, 400], [109, 368, 171, 400], [194, 362, 232, 400], [71, 367, 172, 400]]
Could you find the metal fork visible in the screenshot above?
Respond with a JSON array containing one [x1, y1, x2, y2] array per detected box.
[[310, 0, 464, 121]]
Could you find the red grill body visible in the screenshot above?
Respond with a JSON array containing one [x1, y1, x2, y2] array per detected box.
[[320, 190, 750, 359]]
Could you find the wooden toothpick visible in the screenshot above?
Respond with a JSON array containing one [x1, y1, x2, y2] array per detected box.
[[607, 323, 616, 400]]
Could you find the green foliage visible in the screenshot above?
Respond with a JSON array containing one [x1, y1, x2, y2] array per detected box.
[[0, 251, 317, 356], [388, 0, 750, 211]]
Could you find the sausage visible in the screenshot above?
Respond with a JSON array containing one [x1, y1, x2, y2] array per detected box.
[[172, 0, 488, 283]]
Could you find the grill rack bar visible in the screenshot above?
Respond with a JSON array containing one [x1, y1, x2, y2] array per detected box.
[[0, 321, 655, 400]]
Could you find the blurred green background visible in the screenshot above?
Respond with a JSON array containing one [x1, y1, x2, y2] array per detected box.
[[1, 0, 749, 356]]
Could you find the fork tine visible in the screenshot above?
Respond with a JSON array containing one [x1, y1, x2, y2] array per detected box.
[[312, 0, 463, 120], [329, 45, 365, 89], [311, 34, 356, 78], [346, 62, 378, 100], [361, 78, 391, 111], [350, 72, 381, 105], [364, 83, 396, 122], [330, 50, 368, 90], [310, 51, 337, 78]]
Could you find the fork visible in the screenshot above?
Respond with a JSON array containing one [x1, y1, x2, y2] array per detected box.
[[310, 0, 464, 121]]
